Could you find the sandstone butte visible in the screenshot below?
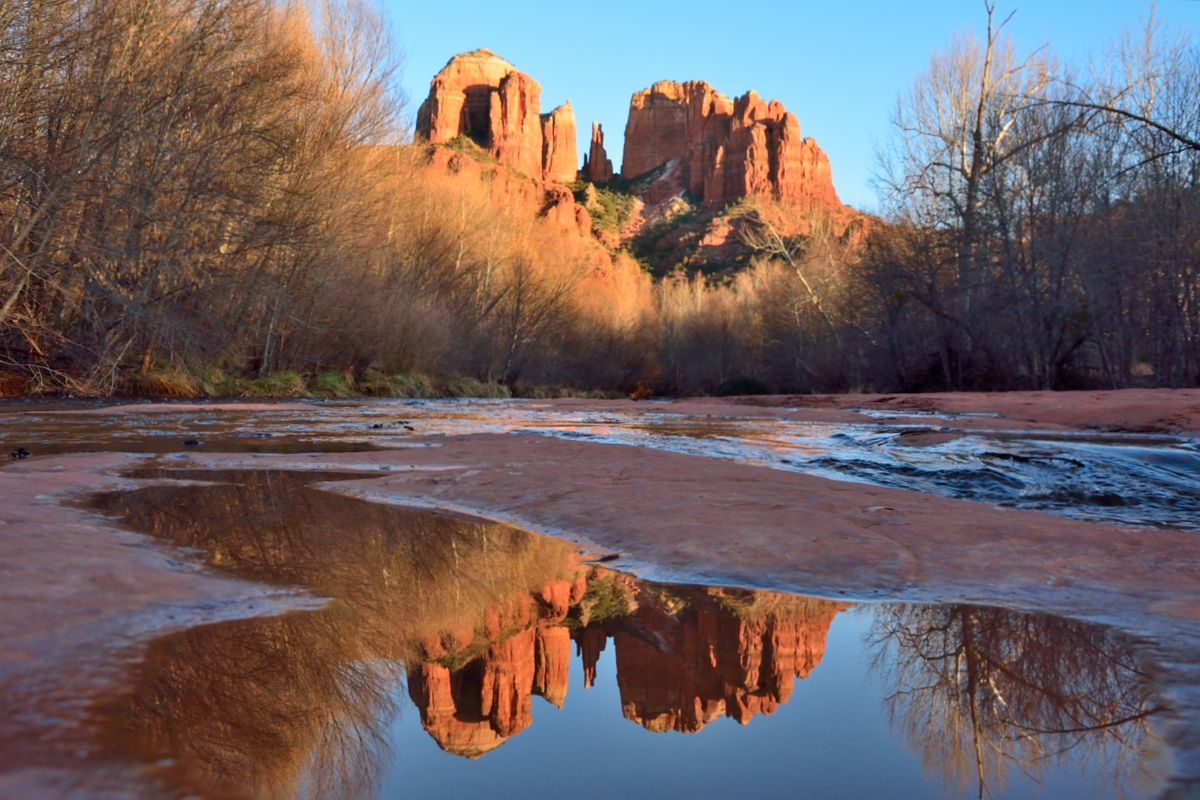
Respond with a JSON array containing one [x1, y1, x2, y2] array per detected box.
[[416, 49, 577, 184], [621, 80, 843, 213], [415, 50, 850, 248]]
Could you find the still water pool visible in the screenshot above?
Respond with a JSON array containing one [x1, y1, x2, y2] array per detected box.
[[74, 469, 1167, 800]]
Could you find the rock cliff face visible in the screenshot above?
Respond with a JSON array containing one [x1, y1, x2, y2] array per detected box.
[[621, 80, 842, 213], [416, 50, 577, 184], [583, 122, 614, 184], [541, 103, 578, 184]]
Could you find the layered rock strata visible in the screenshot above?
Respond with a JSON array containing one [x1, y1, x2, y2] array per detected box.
[[541, 103, 578, 184]]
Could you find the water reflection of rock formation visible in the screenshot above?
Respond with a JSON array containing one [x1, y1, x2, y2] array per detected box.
[[89, 471, 1163, 799], [89, 471, 590, 798], [90, 471, 848, 792], [407, 577, 848, 752], [613, 588, 845, 733], [868, 604, 1164, 799]]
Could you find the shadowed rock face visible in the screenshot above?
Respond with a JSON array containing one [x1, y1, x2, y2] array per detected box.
[[416, 49, 577, 185], [621, 80, 842, 211]]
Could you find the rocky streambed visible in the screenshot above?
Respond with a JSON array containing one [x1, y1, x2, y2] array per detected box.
[[1, 392, 1199, 798]]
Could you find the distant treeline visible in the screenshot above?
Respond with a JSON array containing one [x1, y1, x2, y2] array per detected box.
[[654, 7, 1200, 395], [0, 1, 1196, 397]]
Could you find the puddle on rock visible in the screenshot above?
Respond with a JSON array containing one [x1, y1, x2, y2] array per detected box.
[[63, 471, 1173, 799]]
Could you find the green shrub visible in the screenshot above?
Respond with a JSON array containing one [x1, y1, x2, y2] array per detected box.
[[391, 373, 437, 398], [196, 368, 247, 397], [444, 136, 499, 164], [444, 376, 510, 398], [572, 575, 634, 627], [127, 364, 199, 397], [311, 369, 355, 398], [578, 184, 637, 234], [359, 370, 437, 398], [243, 371, 308, 397]]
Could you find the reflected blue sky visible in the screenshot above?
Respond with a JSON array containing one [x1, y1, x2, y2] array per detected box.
[[382, 611, 1143, 800]]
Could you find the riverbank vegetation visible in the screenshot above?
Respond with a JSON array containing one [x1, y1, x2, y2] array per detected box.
[[0, 1, 1196, 397]]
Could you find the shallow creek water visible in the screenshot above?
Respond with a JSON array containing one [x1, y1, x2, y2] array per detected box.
[[74, 470, 1167, 800], [2, 399, 1196, 798], [3, 398, 1198, 528]]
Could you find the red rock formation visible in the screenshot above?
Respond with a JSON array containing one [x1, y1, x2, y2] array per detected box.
[[416, 50, 578, 185], [424, 146, 544, 219], [543, 184, 592, 237], [583, 122, 614, 184], [479, 629, 537, 737], [407, 662, 510, 758], [407, 566, 849, 756], [415, 50, 517, 145], [408, 572, 586, 757], [621, 80, 842, 213], [541, 103, 578, 184], [492, 71, 545, 179]]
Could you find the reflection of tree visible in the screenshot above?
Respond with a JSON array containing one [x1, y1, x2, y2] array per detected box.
[[90, 470, 585, 799], [867, 604, 1164, 799], [99, 610, 402, 800], [94, 472, 1167, 799]]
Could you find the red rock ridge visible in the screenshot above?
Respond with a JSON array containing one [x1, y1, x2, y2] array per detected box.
[[621, 80, 843, 213], [405, 569, 847, 755]]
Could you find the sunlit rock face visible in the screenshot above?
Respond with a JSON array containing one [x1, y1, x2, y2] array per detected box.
[[416, 49, 577, 185], [407, 571, 847, 750], [583, 122, 614, 184], [541, 103, 579, 184], [621, 80, 842, 212], [409, 627, 564, 758]]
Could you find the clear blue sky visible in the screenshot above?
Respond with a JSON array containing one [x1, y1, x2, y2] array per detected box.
[[383, 1, 1199, 212]]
